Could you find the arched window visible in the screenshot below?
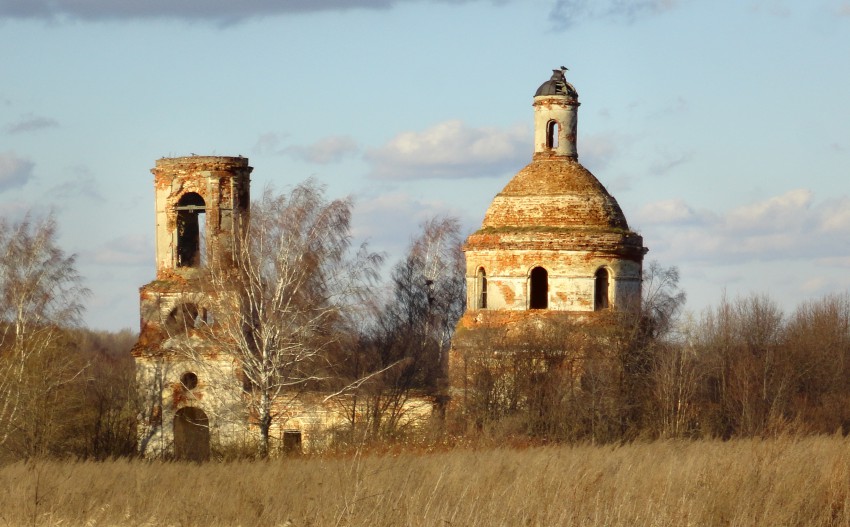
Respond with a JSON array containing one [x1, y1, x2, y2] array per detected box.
[[595, 268, 610, 311], [529, 266, 548, 309], [164, 303, 212, 335], [546, 120, 559, 149], [476, 267, 487, 309], [176, 192, 206, 268]]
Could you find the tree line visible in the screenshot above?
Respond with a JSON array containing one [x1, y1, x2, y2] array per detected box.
[[2, 180, 850, 461], [455, 266, 850, 443]]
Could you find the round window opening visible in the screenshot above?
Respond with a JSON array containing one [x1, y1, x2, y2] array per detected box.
[[181, 372, 199, 390]]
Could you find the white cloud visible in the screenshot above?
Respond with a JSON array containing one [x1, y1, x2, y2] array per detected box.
[[85, 234, 152, 266], [48, 166, 105, 202], [799, 275, 829, 294], [365, 120, 528, 180], [253, 133, 360, 164], [658, 96, 689, 116], [351, 190, 473, 255], [252, 132, 289, 155], [5, 114, 58, 134], [549, 0, 680, 29], [0, 0, 504, 23], [815, 256, 850, 267], [648, 149, 694, 177], [641, 189, 850, 266], [284, 135, 360, 164], [579, 132, 631, 172], [819, 196, 850, 232], [725, 188, 812, 233], [637, 198, 704, 225], [0, 199, 34, 220], [0, 151, 34, 192], [748, 0, 791, 17]]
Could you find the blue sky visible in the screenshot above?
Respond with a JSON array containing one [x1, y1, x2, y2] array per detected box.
[[1, 0, 849, 331]]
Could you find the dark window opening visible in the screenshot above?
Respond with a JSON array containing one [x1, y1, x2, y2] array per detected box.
[[282, 430, 302, 455], [176, 192, 206, 268], [546, 120, 559, 149], [477, 268, 487, 309], [181, 371, 199, 390], [165, 303, 212, 335], [595, 268, 610, 311], [165, 303, 198, 335], [529, 267, 548, 310]]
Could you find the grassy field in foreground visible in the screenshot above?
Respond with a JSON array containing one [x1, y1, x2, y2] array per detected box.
[[2, 436, 850, 526]]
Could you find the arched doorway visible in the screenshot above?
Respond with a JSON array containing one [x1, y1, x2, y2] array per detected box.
[[595, 268, 610, 310], [174, 407, 210, 461], [529, 267, 548, 309]]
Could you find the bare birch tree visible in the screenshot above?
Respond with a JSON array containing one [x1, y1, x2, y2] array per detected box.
[[338, 216, 465, 440], [175, 180, 381, 457], [0, 213, 89, 456]]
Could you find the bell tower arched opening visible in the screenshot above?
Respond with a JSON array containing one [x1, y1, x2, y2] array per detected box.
[[529, 267, 548, 309], [175, 192, 206, 268]]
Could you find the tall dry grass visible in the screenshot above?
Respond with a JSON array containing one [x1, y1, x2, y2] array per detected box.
[[2, 435, 849, 526]]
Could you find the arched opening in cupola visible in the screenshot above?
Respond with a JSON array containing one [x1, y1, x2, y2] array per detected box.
[[546, 120, 559, 149], [529, 267, 548, 309]]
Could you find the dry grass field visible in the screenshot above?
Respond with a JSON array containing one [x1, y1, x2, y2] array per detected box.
[[2, 435, 850, 526]]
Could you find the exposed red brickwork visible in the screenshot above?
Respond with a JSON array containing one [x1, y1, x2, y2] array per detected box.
[[447, 74, 647, 410], [133, 156, 251, 359], [480, 158, 629, 230], [151, 156, 251, 280]]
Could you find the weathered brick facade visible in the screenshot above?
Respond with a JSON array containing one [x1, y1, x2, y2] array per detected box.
[[133, 156, 432, 459], [132, 156, 253, 460], [449, 68, 648, 408]]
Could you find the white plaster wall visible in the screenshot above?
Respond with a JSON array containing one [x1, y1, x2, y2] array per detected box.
[[533, 97, 578, 157], [466, 249, 642, 312], [136, 352, 246, 458]]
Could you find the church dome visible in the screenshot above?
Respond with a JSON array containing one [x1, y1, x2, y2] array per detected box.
[[466, 156, 643, 256], [534, 68, 578, 98], [463, 67, 644, 257], [481, 157, 629, 231], [462, 66, 646, 262]]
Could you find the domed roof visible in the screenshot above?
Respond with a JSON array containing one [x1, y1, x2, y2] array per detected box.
[[535, 69, 578, 98], [464, 68, 644, 257], [480, 158, 629, 231]]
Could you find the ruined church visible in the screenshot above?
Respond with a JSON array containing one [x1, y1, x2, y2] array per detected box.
[[131, 157, 431, 459], [448, 68, 647, 406], [132, 67, 645, 458], [132, 156, 254, 460]]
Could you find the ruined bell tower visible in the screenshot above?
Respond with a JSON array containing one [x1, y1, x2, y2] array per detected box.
[[150, 156, 252, 277], [133, 156, 252, 460]]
